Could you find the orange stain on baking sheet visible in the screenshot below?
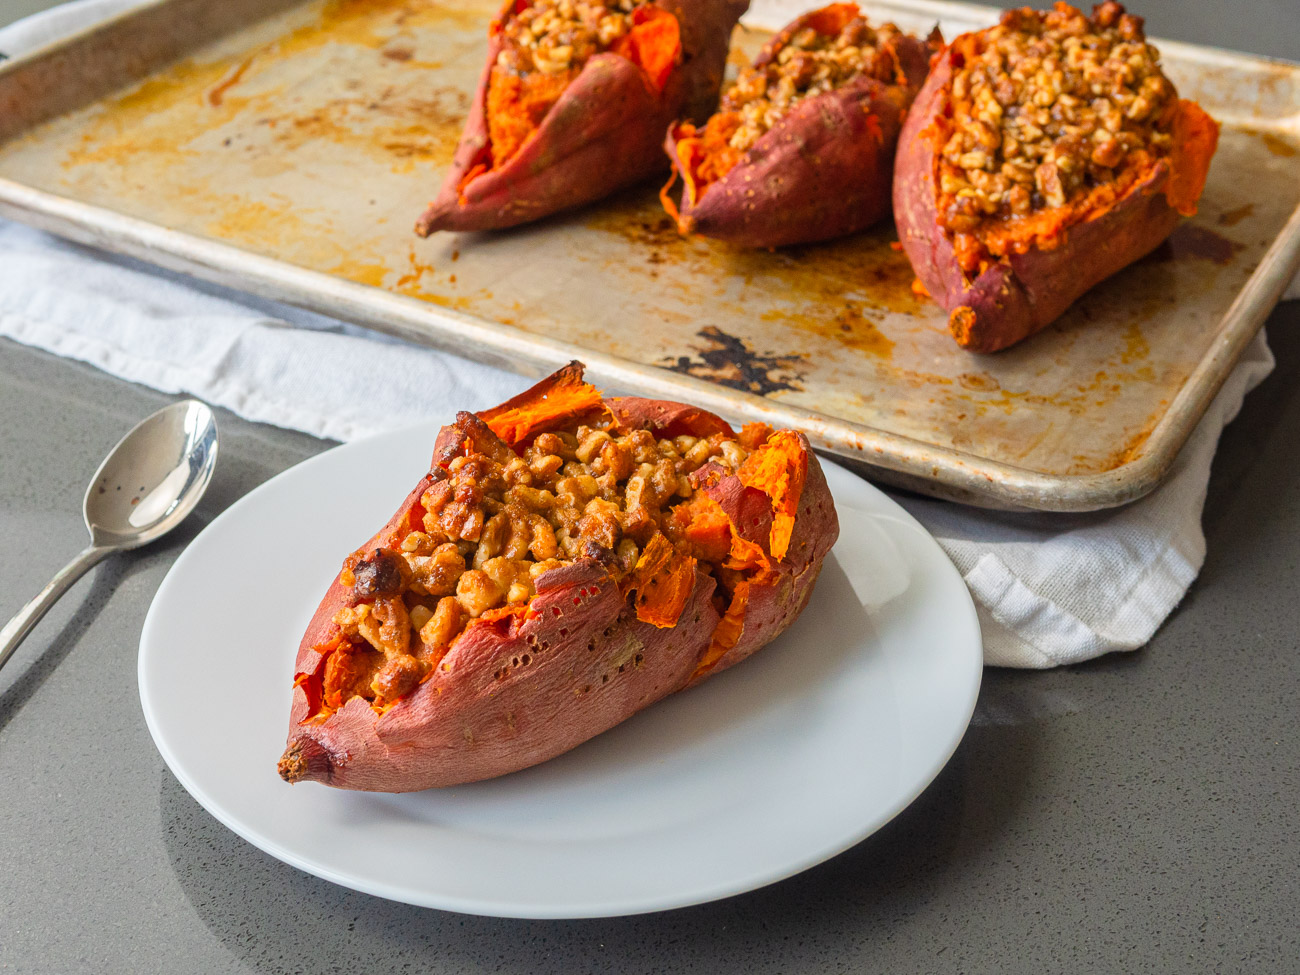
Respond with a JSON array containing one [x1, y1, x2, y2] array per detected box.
[[409, 290, 483, 312], [587, 206, 686, 249], [58, 0, 482, 175], [761, 301, 895, 360], [334, 260, 392, 288], [1083, 405, 1170, 473], [1217, 203, 1255, 227], [1259, 131, 1298, 158], [943, 341, 1159, 421], [395, 246, 436, 289], [276, 0, 492, 59], [204, 197, 306, 243], [288, 0, 399, 51], [771, 232, 923, 316], [249, 86, 468, 172], [958, 372, 1000, 392], [207, 57, 255, 106], [330, 248, 487, 309], [67, 0, 412, 128], [375, 114, 466, 170], [109, 60, 239, 115], [59, 56, 257, 168], [386, 248, 487, 309], [945, 360, 1166, 472], [1120, 322, 1150, 365], [585, 196, 923, 319]]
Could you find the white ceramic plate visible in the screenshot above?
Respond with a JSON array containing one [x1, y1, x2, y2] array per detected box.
[[138, 423, 982, 918]]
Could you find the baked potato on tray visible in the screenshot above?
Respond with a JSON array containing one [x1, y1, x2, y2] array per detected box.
[[893, 1, 1218, 352]]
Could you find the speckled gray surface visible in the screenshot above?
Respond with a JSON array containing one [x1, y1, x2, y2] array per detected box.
[[2, 2, 1299, 969], [2, 312, 1297, 974]]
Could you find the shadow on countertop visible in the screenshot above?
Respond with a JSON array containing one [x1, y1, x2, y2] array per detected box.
[[156, 704, 1045, 975], [0, 561, 121, 732]]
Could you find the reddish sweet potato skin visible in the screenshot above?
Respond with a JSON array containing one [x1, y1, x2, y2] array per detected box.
[[666, 26, 931, 249], [605, 396, 734, 440], [894, 47, 1200, 353], [282, 397, 838, 792], [287, 558, 721, 792], [416, 0, 748, 235]]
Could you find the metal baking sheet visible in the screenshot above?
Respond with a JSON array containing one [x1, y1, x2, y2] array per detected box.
[[0, 0, 1297, 510]]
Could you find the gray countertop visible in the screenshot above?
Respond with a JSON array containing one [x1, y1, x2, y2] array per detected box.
[[2, 2, 1300, 973]]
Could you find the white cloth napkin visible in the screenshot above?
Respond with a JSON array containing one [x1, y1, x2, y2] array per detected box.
[[0, 0, 1293, 668]]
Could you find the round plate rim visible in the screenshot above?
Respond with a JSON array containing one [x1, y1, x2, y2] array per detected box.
[[138, 422, 982, 918]]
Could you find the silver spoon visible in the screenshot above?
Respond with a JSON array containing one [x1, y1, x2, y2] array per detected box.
[[0, 399, 219, 674]]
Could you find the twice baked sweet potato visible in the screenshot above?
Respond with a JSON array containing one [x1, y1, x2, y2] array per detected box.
[[278, 363, 838, 792], [415, 0, 748, 235], [894, 1, 1219, 352], [662, 4, 935, 248]]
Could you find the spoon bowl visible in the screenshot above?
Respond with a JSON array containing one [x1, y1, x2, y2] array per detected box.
[[85, 400, 219, 548], [0, 399, 219, 678]]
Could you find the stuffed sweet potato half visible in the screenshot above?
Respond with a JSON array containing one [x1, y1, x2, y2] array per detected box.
[[662, 3, 935, 248], [894, 1, 1219, 353], [278, 364, 838, 792], [415, 0, 749, 235]]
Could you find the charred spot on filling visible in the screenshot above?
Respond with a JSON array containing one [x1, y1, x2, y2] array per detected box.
[[677, 6, 909, 195], [933, 1, 1177, 273], [485, 0, 679, 168], [348, 548, 410, 598], [317, 414, 778, 712]]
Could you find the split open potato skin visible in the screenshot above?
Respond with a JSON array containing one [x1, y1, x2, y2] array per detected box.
[[665, 9, 933, 249], [279, 386, 837, 792], [416, 0, 748, 235], [893, 43, 1219, 353]]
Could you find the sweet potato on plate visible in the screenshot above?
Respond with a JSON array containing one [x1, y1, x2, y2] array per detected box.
[[278, 364, 838, 792], [662, 4, 935, 248], [894, 1, 1219, 353], [415, 0, 748, 235]]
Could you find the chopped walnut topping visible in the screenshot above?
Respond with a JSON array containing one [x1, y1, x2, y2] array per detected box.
[[936, 2, 1177, 270], [322, 415, 771, 709], [496, 0, 639, 77], [721, 15, 907, 155]]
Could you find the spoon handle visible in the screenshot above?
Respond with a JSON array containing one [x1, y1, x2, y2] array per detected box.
[[0, 545, 113, 675]]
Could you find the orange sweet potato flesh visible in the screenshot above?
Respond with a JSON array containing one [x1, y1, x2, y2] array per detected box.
[[279, 365, 839, 792], [736, 430, 807, 561], [478, 361, 605, 450], [626, 533, 698, 628], [485, 69, 574, 170], [682, 435, 833, 684], [613, 5, 681, 92], [894, 40, 1220, 353]]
